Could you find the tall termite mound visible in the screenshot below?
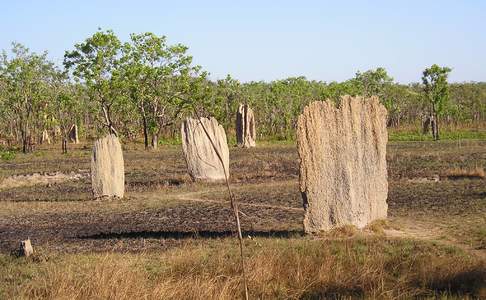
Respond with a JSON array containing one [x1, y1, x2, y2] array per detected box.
[[41, 129, 51, 144], [236, 104, 256, 148], [297, 96, 388, 233], [68, 124, 79, 144], [91, 134, 125, 198], [181, 117, 229, 181]]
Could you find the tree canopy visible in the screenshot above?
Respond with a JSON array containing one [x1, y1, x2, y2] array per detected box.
[[0, 30, 484, 152]]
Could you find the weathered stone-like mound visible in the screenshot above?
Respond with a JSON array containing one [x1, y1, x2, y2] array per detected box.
[[91, 134, 124, 198], [297, 95, 388, 233], [54, 125, 61, 137], [181, 117, 229, 181], [68, 124, 79, 144], [19, 239, 33, 257], [41, 129, 51, 144], [236, 104, 256, 148]]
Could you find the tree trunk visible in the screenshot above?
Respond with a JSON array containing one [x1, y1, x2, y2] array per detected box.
[[151, 134, 158, 150], [431, 118, 437, 140], [142, 115, 149, 150], [22, 137, 28, 154], [102, 104, 118, 136], [21, 125, 32, 154], [21, 130, 27, 154], [227, 98, 232, 127], [62, 138, 68, 154], [434, 113, 440, 140], [430, 103, 439, 141]]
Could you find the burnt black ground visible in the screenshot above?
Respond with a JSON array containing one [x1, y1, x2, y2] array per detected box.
[[0, 140, 485, 253]]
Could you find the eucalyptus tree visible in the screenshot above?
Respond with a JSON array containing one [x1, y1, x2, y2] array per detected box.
[[64, 29, 124, 136], [353, 67, 394, 99], [212, 75, 242, 129], [381, 83, 420, 127], [0, 76, 10, 142], [121, 32, 200, 149], [352, 68, 418, 127], [266, 77, 316, 139], [49, 76, 86, 153], [449, 83, 486, 126], [421, 64, 452, 140], [321, 80, 361, 102], [239, 80, 271, 136], [0, 43, 57, 153]]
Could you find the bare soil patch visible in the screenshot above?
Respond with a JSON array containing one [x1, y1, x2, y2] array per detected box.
[[0, 171, 88, 190], [0, 141, 485, 258]]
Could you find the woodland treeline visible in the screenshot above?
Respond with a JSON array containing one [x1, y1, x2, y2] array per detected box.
[[0, 30, 485, 152]]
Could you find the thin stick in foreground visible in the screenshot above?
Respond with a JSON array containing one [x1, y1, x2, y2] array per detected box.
[[191, 108, 249, 300]]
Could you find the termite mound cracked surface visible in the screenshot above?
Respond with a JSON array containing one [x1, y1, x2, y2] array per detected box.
[[297, 96, 388, 233]]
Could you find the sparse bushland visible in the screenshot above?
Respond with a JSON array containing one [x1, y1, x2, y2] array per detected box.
[[388, 126, 486, 142], [1, 30, 485, 151], [0, 28, 485, 299], [0, 237, 485, 299]]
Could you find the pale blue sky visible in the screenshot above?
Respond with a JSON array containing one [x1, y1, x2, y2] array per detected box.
[[2, 0, 485, 83]]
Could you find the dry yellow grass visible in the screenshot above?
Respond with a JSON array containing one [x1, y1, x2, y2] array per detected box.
[[444, 167, 485, 179], [1, 237, 485, 299], [365, 219, 391, 235]]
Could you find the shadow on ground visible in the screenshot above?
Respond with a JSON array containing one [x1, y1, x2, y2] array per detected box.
[[78, 229, 305, 240]]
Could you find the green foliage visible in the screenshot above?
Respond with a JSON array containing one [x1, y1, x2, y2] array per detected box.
[[449, 82, 486, 123], [422, 64, 452, 116], [64, 29, 125, 136], [208, 74, 242, 128], [421, 64, 452, 140], [0, 31, 485, 147], [0, 150, 15, 160], [121, 32, 203, 147], [0, 42, 59, 153], [389, 129, 486, 141], [354, 67, 394, 99], [157, 137, 182, 146]]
